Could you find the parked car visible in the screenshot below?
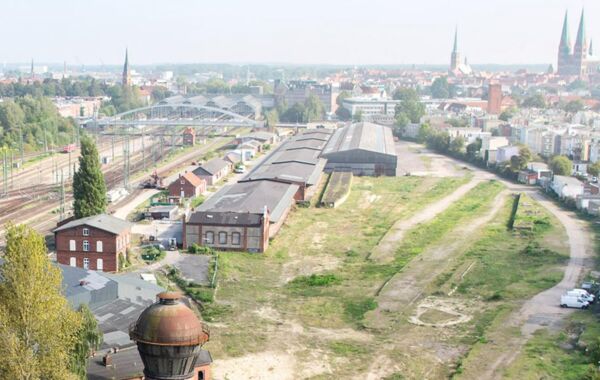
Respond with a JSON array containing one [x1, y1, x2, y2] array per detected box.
[[560, 295, 589, 309], [234, 165, 246, 174], [569, 289, 595, 303]]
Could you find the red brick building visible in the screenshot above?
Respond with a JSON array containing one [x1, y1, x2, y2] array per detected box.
[[54, 214, 132, 272], [183, 127, 196, 146], [487, 83, 502, 115], [168, 172, 206, 201]]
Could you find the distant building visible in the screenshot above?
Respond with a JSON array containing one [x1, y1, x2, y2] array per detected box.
[[487, 84, 502, 115], [321, 122, 397, 176], [168, 172, 206, 200], [183, 127, 196, 146], [192, 158, 232, 186], [54, 214, 132, 273], [557, 10, 600, 77], [449, 27, 472, 76], [551, 175, 584, 199], [274, 79, 338, 113]]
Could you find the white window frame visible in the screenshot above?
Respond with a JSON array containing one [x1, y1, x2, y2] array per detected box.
[[96, 241, 103, 253], [69, 257, 76, 267], [83, 258, 89, 269], [82, 228, 89, 236], [96, 258, 103, 272], [83, 240, 90, 252], [218, 232, 227, 245], [69, 240, 76, 251]]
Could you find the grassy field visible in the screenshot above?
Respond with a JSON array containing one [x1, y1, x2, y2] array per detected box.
[[202, 176, 572, 378]]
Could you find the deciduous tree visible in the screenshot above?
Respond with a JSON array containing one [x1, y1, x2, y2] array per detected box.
[[0, 223, 82, 379], [549, 155, 572, 176]]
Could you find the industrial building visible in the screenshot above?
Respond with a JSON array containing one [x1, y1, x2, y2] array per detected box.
[[321, 122, 397, 176]]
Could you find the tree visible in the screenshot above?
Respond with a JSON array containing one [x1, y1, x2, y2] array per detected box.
[[73, 136, 107, 218], [499, 107, 517, 122], [563, 99, 584, 114], [0, 223, 82, 379], [588, 161, 600, 177], [280, 103, 306, 123], [549, 155, 572, 176], [521, 93, 546, 109], [393, 113, 410, 137], [431, 77, 450, 99], [449, 136, 465, 154], [417, 123, 432, 143], [335, 91, 352, 121], [466, 138, 483, 158], [394, 88, 425, 124], [353, 110, 363, 122], [70, 305, 103, 379], [304, 94, 325, 122], [264, 109, 279, 128]]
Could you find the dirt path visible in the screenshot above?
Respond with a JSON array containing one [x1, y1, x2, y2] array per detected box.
[[370, 178, 481, 263], [366, 191, 508, 329], [411, 150, 596, 379]]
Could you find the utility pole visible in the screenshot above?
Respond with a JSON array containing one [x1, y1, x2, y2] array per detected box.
[[123, 127, 130, 190], [59, 169, 65, 221]]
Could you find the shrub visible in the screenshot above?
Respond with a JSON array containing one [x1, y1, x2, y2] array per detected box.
[[290, 274, 341, 287]]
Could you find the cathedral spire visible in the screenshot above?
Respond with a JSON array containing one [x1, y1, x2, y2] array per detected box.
[[559, 10, 571, 54], [122, 48, 131, 87], [575, 9, 587, 50], [453, 26, 458, 53]]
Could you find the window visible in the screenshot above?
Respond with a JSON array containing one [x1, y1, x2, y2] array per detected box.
[[82, 228, 89, 236], [96, 241, 103, 252], [205, 232, 214, 244], [83, 240, 90, 252], [96, 258, 103, 271], [69, 240, 76, 251], [232, 232, 241, 245], [219, 232, 227, 244], [83, 258, 89, 269], [69, 257, 76, 267]]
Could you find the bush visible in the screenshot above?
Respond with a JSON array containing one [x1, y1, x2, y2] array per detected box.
[[188, 244, 214, 255], [289, 274, 341, 287]]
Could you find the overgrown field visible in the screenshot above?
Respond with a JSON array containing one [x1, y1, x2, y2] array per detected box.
[[202, 176, 571, 378]]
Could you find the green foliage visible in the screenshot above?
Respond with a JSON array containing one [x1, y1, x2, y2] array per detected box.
[[99, 86, 145, 115], [329, 341, 368, 356], [289, 274, 341, 287], [521, 93, 546, 109], [343, 297, 377, 327], [550, 155, 572, 176], [588, 161, 600, 177], [563, 99, 585, 113], [264, 109, 279, 126], [70, 305, 103, 379], [394, 88, 425, 124], [0, 95, 76, 152], [141, 246, 165, 262], [499, 107, 516, 121], [190, 195, 205, 208], [431, 76, 451, 99], [73, 136, 107, 218], [188, 244, 214, 255], [0, 223, 82, 379]]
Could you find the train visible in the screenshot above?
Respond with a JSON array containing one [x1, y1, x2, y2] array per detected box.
[[62, 144, 77, 153]]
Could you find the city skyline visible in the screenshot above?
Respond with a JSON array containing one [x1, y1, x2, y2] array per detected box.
[[2, 0, 599, 66]]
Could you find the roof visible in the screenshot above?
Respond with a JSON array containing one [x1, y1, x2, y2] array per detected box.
[[148, 205, 178, 213], [284, 138, 327, 151], [193, 158, 230, 176], [54, 214, 132, 235], [188, 211, 263, 226], [269, 148, 321, 165], [194, 180, 299, 223], [177, 172, 204, 188], [321, 122, 396, 157], [553, 175, 583, 187], [244, 131, 276, 142], [243, 160, 326, 186], [87, 346, 212, 380]]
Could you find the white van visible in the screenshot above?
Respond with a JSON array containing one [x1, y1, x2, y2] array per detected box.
[[567, 289, 595, 303], [560, 295, 589, 309]]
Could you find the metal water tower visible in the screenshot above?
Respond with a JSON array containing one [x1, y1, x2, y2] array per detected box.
[[129, 292, 210, 380]]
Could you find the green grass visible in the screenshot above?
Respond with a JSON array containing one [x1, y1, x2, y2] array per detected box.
[[329, 341, 369, 356], [343, 297, 378, 328], [190, 195, 205, 208]]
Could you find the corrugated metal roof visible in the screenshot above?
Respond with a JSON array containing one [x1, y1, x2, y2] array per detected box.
[[321, 122, 396, 157]]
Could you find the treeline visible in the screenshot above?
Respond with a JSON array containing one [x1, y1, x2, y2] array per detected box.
[[183, 78, 273, 96], [0, 77, 113, 98], [0, 96, 76, 152]]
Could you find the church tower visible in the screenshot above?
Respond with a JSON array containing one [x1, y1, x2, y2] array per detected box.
[[557, 10, 572, 75], [450, 27, 461, 71], [573, 9, 589, 76], [122, 48, 131, 87]]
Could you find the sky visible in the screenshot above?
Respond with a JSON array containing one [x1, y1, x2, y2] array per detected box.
[[2, 0, 599, 66]]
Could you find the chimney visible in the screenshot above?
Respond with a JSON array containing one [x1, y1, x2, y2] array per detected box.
[[103, 354, 113, 367]]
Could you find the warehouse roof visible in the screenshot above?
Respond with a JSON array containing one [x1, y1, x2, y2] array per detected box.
[[194, 180, 299, 223], [243, 159, 325, 186], [268, 148, 321, 165], [54, 214, 132, 235], [188, 211, 263, 226], [321, 122, 396, 157], [193, 158, 230, 176]]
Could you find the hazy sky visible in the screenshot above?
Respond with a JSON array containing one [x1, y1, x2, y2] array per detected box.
[[3, 0, 599, 66]]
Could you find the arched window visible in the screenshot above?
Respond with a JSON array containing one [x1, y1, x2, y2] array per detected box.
[[232, 232, 241, 245], [218, 232, 227, 244]]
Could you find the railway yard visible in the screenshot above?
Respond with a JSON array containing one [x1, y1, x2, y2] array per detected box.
[[0, 125, 244, 242]]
